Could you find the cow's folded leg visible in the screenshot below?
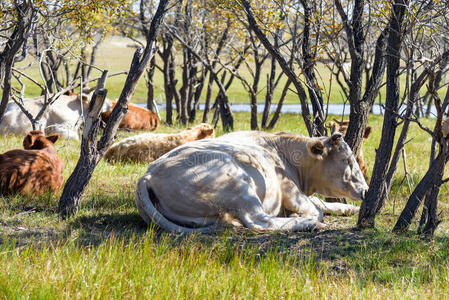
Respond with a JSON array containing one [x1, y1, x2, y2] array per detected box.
[[241, 212, 325, 232], [308, 196, 359, 216], [235, 198, 324, 232]]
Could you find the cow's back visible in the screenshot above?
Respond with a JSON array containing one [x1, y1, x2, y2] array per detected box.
[[0, 99, 48, 135], [0, 149, 64, 196], [146, 133, 283, 212]]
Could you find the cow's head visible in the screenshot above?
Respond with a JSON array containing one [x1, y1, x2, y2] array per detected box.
[[329, 119, 372, 139], [306, 132, 368, 200], [23, 130, 59, 150], [73, 89, 113, 118], [190, 123, 215, 139]]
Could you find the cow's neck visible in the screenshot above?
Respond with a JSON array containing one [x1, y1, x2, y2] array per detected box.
[[272, 135, 317, 196]]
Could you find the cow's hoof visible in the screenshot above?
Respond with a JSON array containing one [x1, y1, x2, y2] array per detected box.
[[313, 222, 326, 231], [344, 205, 360, 216]]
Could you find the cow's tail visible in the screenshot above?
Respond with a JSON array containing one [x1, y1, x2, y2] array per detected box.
[[135, 175, 217, 234], [151, 113, 160, 131]]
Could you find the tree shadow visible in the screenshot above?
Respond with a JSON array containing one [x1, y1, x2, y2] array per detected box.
[[3, 207, 449, 280]]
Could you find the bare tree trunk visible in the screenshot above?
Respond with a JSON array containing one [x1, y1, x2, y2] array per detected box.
[[146, 54, 156, 111], [376, 68, 431, 213], [393, 149, 446, 233], [267, 79, 291, 130], [300, 0, 326, 135], [179, 49, 190, 125], [160, 35, 174, 125], [57, 73, 109, 218], [58, 0, 170, 218], [190, 67, 206, 122], [358, 0, 408, 229], [202, 72, 214, 123], [202, 23, 231, 123], [169, 54, 182, 121], [262, 61, 275, 129], [418, 182, 441, 236], [335, 0, 388, 157]]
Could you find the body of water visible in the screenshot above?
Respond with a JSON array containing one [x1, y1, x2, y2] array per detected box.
[[142, 103, 437, 117]]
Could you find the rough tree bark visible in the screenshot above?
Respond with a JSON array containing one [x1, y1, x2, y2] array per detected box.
[[146, 55, 156, 111], [57, 0, 170, 218], [159, 32, 175, 125], [261, 50, 276, 129], [358, 0, 408, 229], [300, 0, 326, 136], [335, 0, 389, 158], [393, 147, 447, 234]]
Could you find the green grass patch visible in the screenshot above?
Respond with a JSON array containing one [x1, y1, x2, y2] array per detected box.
[[1, 109, 449, 297]]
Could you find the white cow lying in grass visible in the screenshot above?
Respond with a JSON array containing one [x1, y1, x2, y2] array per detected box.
[[0, 92, 112, 140], [135, 131, 369, 233]]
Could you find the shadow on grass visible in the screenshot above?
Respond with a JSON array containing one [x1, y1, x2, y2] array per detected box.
[[0, 206, 368, 261], [3, 202, 449, 281]]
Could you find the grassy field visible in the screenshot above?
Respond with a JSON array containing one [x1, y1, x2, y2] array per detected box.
[[1, 111, 449, 298]]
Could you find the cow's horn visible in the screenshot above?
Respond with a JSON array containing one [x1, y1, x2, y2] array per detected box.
[[331, 123, 337, 134], [333, 118, 343, 126], [329, 132, 342, 145]]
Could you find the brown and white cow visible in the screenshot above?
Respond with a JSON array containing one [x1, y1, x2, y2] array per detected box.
[[0, 130, 64, 196], [104, 123, 215, 163], [135, 131, 368, 233], [101, 102, 160, 131], [328, 119, 372, 176]]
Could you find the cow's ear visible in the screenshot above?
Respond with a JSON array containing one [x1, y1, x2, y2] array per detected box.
[[364, 126, 372, 139], [328, 132, 342, 146], [46, 134, 59, 144], [307, 139, 326, 160], [327, 121, 336, 134], [81, 94, 88, 103], [203, 128, 215, 138], [23, 133, 35, 149]]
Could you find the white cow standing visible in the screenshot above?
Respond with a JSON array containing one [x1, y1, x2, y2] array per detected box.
[[135, 131, 369, 233], [0, 92, 112, 140]]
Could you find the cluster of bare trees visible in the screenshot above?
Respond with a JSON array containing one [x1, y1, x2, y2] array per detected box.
[[128, 0, 449, 236], [1, 0, 449, 236]]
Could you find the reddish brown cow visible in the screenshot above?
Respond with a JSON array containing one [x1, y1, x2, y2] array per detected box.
[[0, 130, 64, 196], [328, 119, 372, 176], [101, 102, 160, 131]]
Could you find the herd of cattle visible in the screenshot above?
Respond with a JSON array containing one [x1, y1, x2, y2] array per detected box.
[[0, 92, 372, 232]]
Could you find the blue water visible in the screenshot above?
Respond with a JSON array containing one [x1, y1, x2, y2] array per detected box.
[[141, 103, 437, 117]]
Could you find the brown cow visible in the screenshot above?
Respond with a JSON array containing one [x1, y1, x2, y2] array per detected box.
[[101, 102, 160, 131], [0, 130, 64, 196], [328, 119, 372, 176]]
